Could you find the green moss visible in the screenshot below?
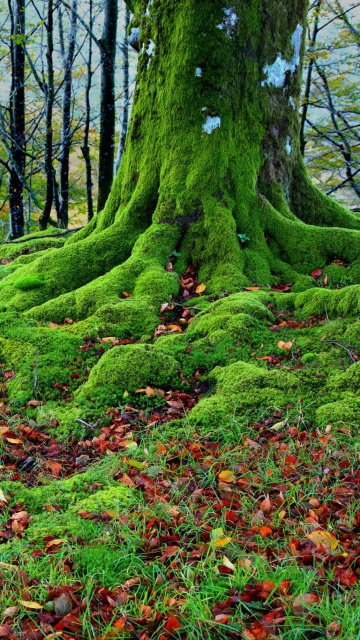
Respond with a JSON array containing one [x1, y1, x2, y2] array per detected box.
[[13, 275, 44, 291], [316, 396, 360, 426], [77, 343, 179, 404], [190, 360, 298, 429]]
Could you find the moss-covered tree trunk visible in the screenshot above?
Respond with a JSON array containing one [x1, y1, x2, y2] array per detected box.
[[1, 0, 360, 323]]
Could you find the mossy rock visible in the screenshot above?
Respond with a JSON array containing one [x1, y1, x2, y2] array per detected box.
[[190, 360, 298, 429], [77, 343, 179, 401]]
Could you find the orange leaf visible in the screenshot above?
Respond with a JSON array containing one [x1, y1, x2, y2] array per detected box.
[[195, 283, 207, 294], [218, 470, 236, 483], [244, 286, 260, 291], [167, 324, 183, 332], [259, 526, 273, 538]]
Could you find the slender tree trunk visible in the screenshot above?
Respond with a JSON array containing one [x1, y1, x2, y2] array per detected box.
[[97, 0, 118, 212], [58, 0, 78, 229], [81, 0, 94, 223], [8, 0, 26, 239], [115, 3, 130, 173], [39, 0, 55, 231], [300, 0, 322, 156]]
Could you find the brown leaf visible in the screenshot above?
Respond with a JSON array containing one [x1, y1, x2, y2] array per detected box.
[[292, 593, 319, 614], [0, 625, 13, 638], [244, 286, 260, 291], [277, 340, 293, 350], [54, 593, 73, 617], [311, 268, 323, 279]]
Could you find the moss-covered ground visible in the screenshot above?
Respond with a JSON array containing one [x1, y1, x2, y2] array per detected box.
[[1, 240, 360, 639]]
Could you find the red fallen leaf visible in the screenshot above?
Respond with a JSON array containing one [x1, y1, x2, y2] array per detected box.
[[4, 370, 15, 380], [311, 268, 323, 279], [160, 546, 180, 562], [0, 625, 13, 638], [77, 510, 96, 519], [166, 400, 183, 409], [54, 613, 82, 633], [259, 526, 273, 538], [292, 593, 320, 614], [272, 282, 293, 292], [121, 577, 141, 590], [164, 616, 181, 632], [214, 614, 230, 624], [70, 373, 81, 379], [121, 291, 133, 298]]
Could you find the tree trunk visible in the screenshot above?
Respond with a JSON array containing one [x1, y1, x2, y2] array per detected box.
[[97, 0, 118, 213], [58, 0, 78, 229], [9, 0, 26, 239], [39, 0, 55, 231], [115, 3, 130, 173], [81, 0, 94, 224], [2, 0, 360, 323]]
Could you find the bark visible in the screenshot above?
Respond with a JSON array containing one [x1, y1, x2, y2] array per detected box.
[[2, 0, 360, 323], [8, 0, 26, 239], [300, 0, 322, 156], [39, 0, 55, 231], [58, 0, 78, 229], [81, 0, 94, 223], [115, 4, 131, 173], [97, 0, 118, 213]]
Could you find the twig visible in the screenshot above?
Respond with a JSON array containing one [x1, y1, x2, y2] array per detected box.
[[325, 339, 358, 363]]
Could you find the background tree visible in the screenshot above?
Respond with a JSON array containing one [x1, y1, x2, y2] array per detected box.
[[302, 0, 360, 207]]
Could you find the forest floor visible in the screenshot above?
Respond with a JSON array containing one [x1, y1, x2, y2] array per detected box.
[[1, 245, 360, 639]]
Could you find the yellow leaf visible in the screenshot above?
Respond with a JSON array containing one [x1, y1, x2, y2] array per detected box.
[[307, 530, 339, 551], [196, 283, 207, 294], [19, 600, 43, 609], [277, 340, 293, 350], [6, 437, 23, 444], [211, 528, 232, 548], [218, 470, 236, 483], [100, 337, 117, 343]]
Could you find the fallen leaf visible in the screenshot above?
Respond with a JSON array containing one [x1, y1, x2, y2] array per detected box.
[[48, 461, 63, 476], [195, 283, 206, 294], [218, 470, 236, 483], [211, 528, 232, 548], [292, 593, 319, 614], [277, 340, 293, 350], [165, 617, 181, 632], [307, 530, 339, 551], [0, 625, 13, 638], [167, 324, 183, 332], [45, 539, 67, 551], [19, 600, 43, 610], [0, 488, 8, 503], [54, 593, 73, 617], [259, 526, 273, 538], [221, 556, 235, 572], [244, 286, 260, 291], [3, 606, 18, 617], [311, 268, 323, 279]]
